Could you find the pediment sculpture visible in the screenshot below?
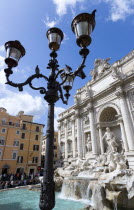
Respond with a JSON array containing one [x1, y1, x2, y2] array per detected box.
[[90, 58, 111, 80]]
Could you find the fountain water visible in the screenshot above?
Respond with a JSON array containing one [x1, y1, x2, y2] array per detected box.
[[60, 177, 91, 201], [55, 149, 134, 210], [0, 188, 86, 210]]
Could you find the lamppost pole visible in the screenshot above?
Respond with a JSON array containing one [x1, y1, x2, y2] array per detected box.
[[40, 102, 55, 210], [40, 52, 60, 210], [4, 10, 96, 210]]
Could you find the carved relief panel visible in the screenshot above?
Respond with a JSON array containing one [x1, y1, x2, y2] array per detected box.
[[83, 115, 90, 126]]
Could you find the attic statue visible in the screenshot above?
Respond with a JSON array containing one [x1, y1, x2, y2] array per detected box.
[[90, 58, 111, 80]]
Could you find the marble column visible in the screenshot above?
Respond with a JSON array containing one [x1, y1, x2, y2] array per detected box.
[[64, 119, 68, 159], [75, 110, 83, 158], [118, 118, 129, 152], [97, 125, 104, 154], [88, 105, 98, 156], [70, 116, 76, 158], [116, 89, 134, 151], [81, 117, 85, 159], [57, 122, 61, 160], [82, 132, 86, 158]]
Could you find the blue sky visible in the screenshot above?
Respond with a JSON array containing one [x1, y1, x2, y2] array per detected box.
[[0, 0, 134, 132]]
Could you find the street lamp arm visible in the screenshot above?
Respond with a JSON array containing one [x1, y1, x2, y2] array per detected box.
[[29, 80, 46, 94], [56, 48, 89, 82], [54, 69, 64, 80], [74, 56, 86, 76], [73, 48, 89, 79], [5, 70, 48, 93]]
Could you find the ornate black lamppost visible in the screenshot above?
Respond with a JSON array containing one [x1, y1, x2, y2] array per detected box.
[[4, 10, 96, 210]]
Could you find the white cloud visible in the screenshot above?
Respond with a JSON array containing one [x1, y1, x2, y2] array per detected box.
[[61, 33, 69, 45], [103, 0, 134, 21], [44, 16, 59, 28], [0, 83, 47, 121], [64, 33, 69, 41], [53, 0, 84, 16], [0, 55, 5, 69], [0, 45, 5, 52], [0, 69, 6, 85], [52, 0, 134, 21], [54, 106, 65, 130], [0, 75, 65, 128], [0, 55, 47, 121]]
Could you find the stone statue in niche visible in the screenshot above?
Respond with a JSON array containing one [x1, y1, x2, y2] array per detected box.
[[90, 58, 111, 80], [102, 127, 119, 154], [86, 134, 92, 153]]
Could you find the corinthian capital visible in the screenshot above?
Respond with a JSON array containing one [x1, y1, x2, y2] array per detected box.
[[88, 103, 93, 112], [70, 115, 75, 122], [115, 90, 124, 98], [63, 119, 67, 126], [74, 109, 80, 118]]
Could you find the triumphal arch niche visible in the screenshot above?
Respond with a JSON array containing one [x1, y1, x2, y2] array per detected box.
[[97, 105, 123, 154], [58, 50, 134, 169]]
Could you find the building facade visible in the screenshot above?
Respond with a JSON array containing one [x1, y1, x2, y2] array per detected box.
[[42, 132, 60, 169], [58, 50, 134, 169], [0, 108, 44, 176]]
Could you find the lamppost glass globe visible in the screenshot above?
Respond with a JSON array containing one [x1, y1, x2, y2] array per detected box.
[[71, 11, 96, 47], [46, 27, 64, 51], [5, 40, 25, 68], [61, 73, 74, 91]]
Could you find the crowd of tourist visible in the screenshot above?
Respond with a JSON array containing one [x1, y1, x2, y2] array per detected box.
[[0, 172, 40, 190]]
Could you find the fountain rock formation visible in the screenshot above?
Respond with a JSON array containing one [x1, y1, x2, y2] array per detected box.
[[55, 129, 134, 209]]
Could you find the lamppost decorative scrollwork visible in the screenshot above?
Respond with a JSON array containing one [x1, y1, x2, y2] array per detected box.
[[4, 10, 96, 210]]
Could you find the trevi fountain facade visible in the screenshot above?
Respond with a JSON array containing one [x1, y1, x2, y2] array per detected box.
[[55, 50, 134, 210]]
